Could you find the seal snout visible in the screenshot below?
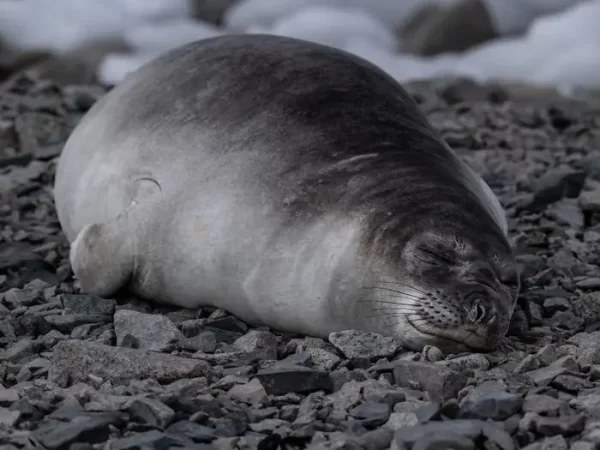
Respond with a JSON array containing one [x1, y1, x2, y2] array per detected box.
[[453, 284, 506, 349], [462, 292, 498, 327]]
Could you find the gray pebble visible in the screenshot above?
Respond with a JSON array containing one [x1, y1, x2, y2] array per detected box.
[[392, 360, 469, 402], [127, 396, 175, 428], [458, 382, 523, 421]]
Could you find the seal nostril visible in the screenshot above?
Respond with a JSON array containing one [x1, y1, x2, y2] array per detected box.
[[467, 300, 487, 324], [477, 303, 486, 322]]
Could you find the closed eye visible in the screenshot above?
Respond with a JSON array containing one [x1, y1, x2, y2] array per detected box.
[[415, 246, 454, 265]]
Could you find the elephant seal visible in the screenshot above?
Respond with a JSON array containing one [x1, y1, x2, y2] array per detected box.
[[54, 34, 520, 352]]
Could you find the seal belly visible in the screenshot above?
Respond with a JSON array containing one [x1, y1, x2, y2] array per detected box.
[[128, 171, 365, 336]]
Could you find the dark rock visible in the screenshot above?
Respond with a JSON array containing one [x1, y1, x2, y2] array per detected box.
[[525, 169, 586, 212], [107, 430, 194, 450], [11, 313, 52, 337], [415, 402, 443, 422], [394, 420, 485, 447], [48, 402, 86, 421], [482, 421, 516, 450], [189, 0, 239, 25], [32, 412, 123, 449], [211, 417, 247, 437], [349, 402, 390, 428], [521, 412, 586, 437], [45, 313, 112, 334], [60, 293, 116, 316], [520, 435, 568, 450], [205, 315, 248, 333], [10, 397, 41, 421], [0, 338, 35, 362], [411, 432, 475, 450], [179, 330, 218, 353], [227, 378, 268, 405], [551, 374, 592, 394], [127, 397, 175, 429], [2, 287, 41, 307], [255, 366, 333, 395], [441, 399, 460, 420], [543, 297, 571, 317], [522, 394, 565, 416], [166, 420, 217, 443], [61, 85, 105, 112], [277, 352, 312, 368], [458, 382, 523, 421], [536, 345, 558, 366]]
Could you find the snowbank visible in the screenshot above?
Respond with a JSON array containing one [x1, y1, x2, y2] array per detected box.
[[0, 0, 598, 92]]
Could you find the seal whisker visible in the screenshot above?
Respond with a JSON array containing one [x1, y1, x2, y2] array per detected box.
[[357, 298, 423, 307], [365, 313, 414, 319], [360, 286, 423, 300], [364, 293, 424, 303], [364, 281, 431, 296], [365, 313, 418, 319], [409, 318, 437, 326], [362, 305, 423, 312], [366, 305, 422, 311], [378, 280, 430, 295]]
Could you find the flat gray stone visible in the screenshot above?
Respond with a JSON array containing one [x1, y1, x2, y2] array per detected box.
[[329, 330, 400, 360], [49, 340, 212, 387], [392, 360, 469, 402], [32, 412, 122, 449], [227, 378, 268, 405], [113, 309, 183, 352]]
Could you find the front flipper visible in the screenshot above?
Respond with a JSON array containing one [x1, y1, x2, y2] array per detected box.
[[70, 220, 134, 298], [69, 177, 160, 298]]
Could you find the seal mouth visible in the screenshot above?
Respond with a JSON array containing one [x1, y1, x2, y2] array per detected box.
[[405, 316, 497, 352]]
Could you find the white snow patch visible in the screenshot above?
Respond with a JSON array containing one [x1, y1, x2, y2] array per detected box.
[[258, 5, 399, 52], [0, 0, 598, 92]]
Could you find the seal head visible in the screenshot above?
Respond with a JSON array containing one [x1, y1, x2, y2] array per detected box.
[[373, 225, 519, 352]]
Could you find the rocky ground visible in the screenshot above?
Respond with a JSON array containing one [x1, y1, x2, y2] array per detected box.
[[2, 68, 600, 450]]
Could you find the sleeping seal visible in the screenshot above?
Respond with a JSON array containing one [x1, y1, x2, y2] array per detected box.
[[54, 34, 520, 352]]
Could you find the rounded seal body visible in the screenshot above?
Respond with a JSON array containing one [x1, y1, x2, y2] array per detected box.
[[54, 34, 519, 352]]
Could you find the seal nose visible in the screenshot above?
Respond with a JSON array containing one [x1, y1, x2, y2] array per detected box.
[[464, 297, 497, 326]]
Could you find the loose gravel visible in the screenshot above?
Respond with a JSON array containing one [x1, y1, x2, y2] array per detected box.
[[2, 70, 600, 450]]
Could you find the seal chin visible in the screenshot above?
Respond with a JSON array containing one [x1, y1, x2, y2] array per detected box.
[[399, 316, 501, 353]]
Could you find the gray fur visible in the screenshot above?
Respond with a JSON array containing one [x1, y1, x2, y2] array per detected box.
[[54, 34, 519, 352]]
